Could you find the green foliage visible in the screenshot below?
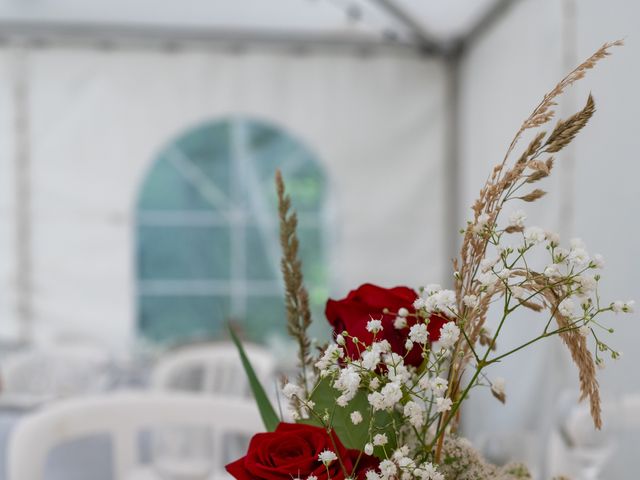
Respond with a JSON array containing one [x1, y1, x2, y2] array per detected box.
[[229, 326, 280, 432], [301, 377, 399, 455]]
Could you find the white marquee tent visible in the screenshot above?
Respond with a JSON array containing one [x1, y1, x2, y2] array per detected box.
[[0, 1, 638, 477]]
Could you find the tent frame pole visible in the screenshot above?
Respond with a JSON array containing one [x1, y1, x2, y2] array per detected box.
[[12, 45, 34, 344]]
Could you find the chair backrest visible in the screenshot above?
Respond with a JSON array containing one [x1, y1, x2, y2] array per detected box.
[[7, 391, 263, 480], [151, 342, 276, 397], [1, 345, 111, 396]]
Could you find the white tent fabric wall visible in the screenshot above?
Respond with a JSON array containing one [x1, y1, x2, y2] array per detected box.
[[0, 50, 17, 341], [572, 1, 640, 477], [460, 0, 639, 478], [460, 2, 568, 476], [0, 47, 448, 349]]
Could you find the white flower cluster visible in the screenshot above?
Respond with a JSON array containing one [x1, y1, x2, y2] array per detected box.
[[297, 300, 460, 480], [413, 287, 457, 316], [364, 447, 444, 480], [470, 208, 633, 368]]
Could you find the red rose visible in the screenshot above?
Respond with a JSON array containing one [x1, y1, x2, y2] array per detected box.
[[226, 422, 377, 480], [325, 283, 450, 368]]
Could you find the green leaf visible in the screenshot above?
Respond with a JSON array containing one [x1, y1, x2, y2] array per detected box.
[[229, 326, 280, 432], [301, 377, 399, 454]]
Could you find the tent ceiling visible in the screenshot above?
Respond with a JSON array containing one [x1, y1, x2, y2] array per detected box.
[[0, 0, 505, 52]]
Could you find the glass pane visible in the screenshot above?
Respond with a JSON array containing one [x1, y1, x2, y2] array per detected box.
[[138, 295, 231, 344], [298, 226, 326, 289], [176, 121, 232, 197], [137, 157, 214, 211], [247, 120, 325, 214], [244, 295, 287, 342], [137, 225, 230, 280], [245, 225, 280, 281]]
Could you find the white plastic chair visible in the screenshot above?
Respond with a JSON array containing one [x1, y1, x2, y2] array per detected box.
[[1, 345, 111, 399], [7, 391, 263, 480], [151, 342, 276, 398]]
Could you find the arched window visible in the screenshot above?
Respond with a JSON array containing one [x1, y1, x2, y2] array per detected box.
[[136, 117, 328, 345]]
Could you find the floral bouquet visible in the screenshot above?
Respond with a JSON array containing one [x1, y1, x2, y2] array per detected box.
[[227, 40, 632, 480]]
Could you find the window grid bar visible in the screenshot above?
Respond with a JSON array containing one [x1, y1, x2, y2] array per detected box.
[[139, 279, 282, 296], [229, 117, 247, 318], [137, 210, 322, 228]]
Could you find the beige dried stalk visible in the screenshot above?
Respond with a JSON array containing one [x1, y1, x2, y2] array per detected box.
[[546, 294, 602, 429], [450, 40, 622, 433], [276, 170, 314, 396], [545, 94, 596, 153]]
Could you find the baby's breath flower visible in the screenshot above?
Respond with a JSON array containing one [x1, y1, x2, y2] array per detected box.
[[379, 459, 398, 478], [508, 209, 527, 228], [423, 289, 457, 314], [364, 443, 374, 455], [544, 263, 562, 279], [476, 271, 498, 288], [439, 323, 460, 349], [546, 230, 560, 247], [403, 401, 425, 428], [394, 316, 407, 329], [576, 274, 597, 294], [524, 226, 546, 245], [315, 344, 343, 373], [592, 253, 605, 269], [409, 323, 429, 345], [611, 300, 634, 313], [369, 382, 402, 411], [558, 298, 575, 317], [418, 462, 444, 480], [333, 366, 361, 406], [479, 256, 499, 272], [428, 376, 448, 396], [495, 267, 512, 280], [568, 247, 590, 267], [463, 294, 479, 308], [373, 433, 388, 446], [393, 445, 410, 460], [366, 319, 383, 333], [554, 247, 570, 263], [423, 284, 442, 296], [350, 410, 363, 425], [435, 397, 453, 413], [318, 450, 337, 465], [360, 349, 381, 371], [367, 391, 385, 411], [578, 296, 592, 309], [472, 213, 491, 235], [413, 298, 426, 309], [491, 377, 506, 397], [282, 383, 303, 400]]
